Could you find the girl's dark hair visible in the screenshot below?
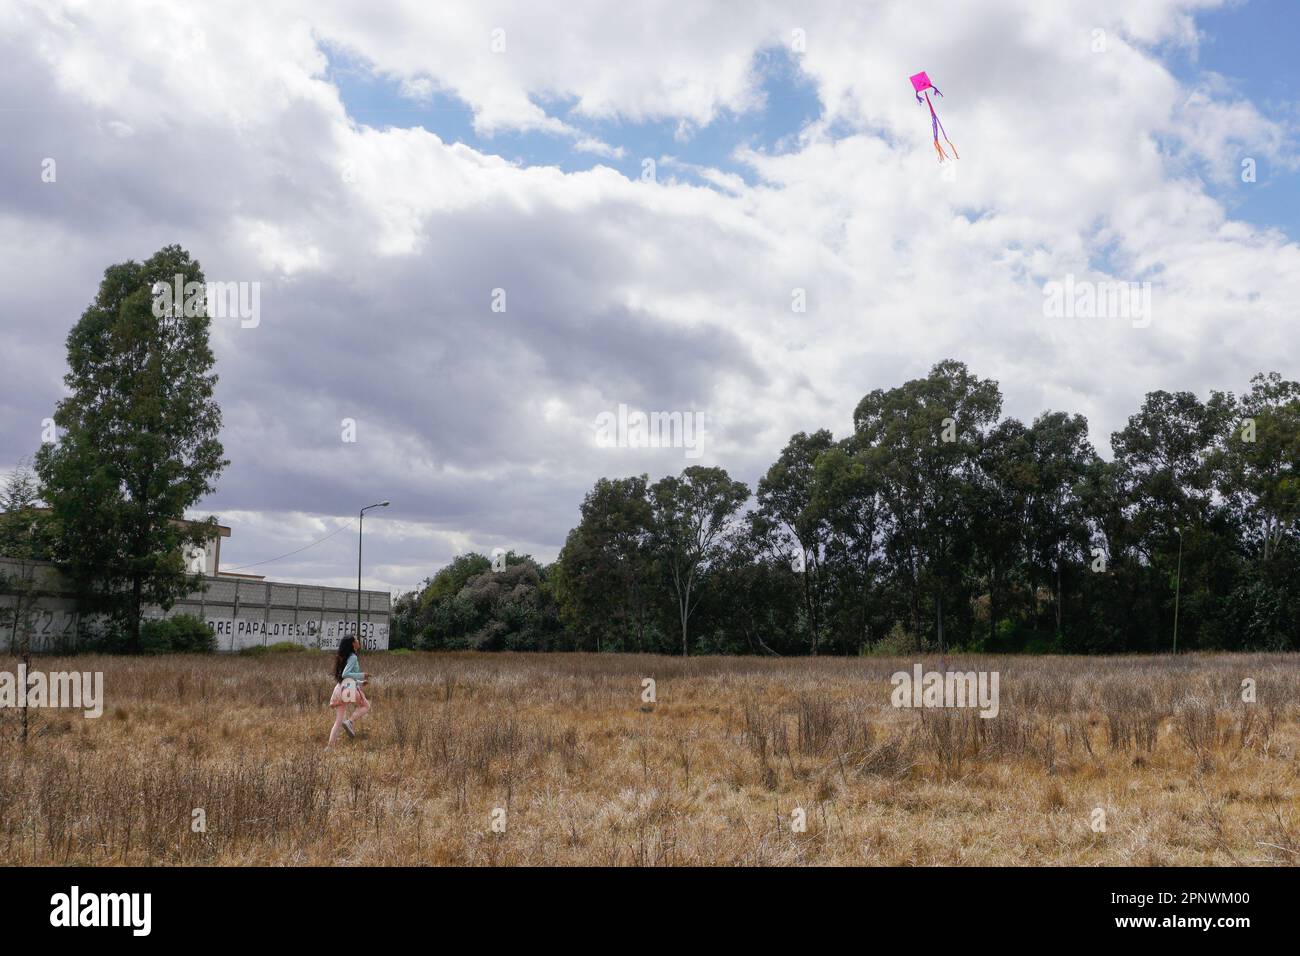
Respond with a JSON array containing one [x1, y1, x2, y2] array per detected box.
[[334, 636, 356, 683]]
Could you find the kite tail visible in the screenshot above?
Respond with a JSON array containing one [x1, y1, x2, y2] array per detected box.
[[924, 91, 958, 162]]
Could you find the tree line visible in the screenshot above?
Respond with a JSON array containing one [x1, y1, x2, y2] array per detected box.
[[4, 247, 1296, 656], [394, 360, 1300, 655]]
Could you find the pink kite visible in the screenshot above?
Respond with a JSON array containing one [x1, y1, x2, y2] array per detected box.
[[909, 71, 958, 163]]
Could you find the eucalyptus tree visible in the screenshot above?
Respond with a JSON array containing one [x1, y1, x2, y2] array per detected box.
[[853, 360, 1002, 650], [756, 430, 835, 653], [810, 436, 887, 651], [552, 476, 657, 651], [650, 466, 750, 656], [1024, 411, 1097, 633]]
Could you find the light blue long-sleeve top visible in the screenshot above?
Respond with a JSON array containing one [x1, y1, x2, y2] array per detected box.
[[341, 653, 364, 683]]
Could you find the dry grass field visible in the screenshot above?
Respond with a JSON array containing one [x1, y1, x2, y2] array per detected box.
[[1, 651, 1297, 866]]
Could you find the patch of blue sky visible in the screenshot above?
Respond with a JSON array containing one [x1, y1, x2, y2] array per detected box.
[[1084, 230, 1168, 283], [1159, 0, 1300, 239], [327, 44, 824, 190], [325, 50, 584, 171], [578, 45, 824, 188]]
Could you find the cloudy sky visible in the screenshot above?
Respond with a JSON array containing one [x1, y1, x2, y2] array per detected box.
[[1, 0, 1297, 595]]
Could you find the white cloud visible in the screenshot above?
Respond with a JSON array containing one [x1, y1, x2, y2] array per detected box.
[[572, 137, 625, 160]]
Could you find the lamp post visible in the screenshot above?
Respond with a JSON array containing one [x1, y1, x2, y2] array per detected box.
[[1172, 525, 1183, 654], [358, 501, 390, 644]]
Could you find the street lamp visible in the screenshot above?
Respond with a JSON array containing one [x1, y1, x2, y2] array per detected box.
[[1172, 525, 1183, 654], [358, 501, 390, 644]]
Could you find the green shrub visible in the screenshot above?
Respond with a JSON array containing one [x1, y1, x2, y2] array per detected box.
[[866, 623, 920, 656], [1024, 630, 1065, 655], [139, 614, 217, 654], [267, 641, 306, 653], [78, 622, 129, 654], [239, 641, 307, 657]]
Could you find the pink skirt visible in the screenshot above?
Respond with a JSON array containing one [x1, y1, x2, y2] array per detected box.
[[329, 681, 369, 708]]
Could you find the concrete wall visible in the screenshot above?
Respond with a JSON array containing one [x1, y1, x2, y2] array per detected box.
[[0, 557, 390, 652]]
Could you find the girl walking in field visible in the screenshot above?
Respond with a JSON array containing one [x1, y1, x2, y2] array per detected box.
[[327, 635, 370, 748]]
